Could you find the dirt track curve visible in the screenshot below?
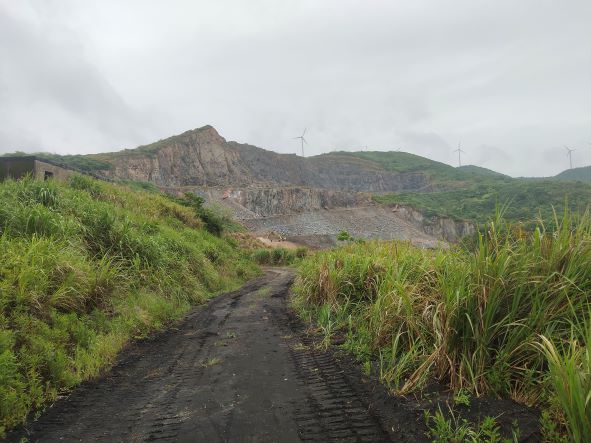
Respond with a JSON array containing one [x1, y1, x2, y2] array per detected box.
[[9, 269, 540, 442], [9, 270, 396, 442]]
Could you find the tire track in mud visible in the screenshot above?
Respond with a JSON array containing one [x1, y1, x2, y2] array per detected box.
[[266, 295, 390, 443], [8, 270, 392, 443]]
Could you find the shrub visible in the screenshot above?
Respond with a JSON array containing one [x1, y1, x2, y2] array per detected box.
[[337, 230, 352, 241], [251, 247, 303, 266], [168, 192, 237, 236]]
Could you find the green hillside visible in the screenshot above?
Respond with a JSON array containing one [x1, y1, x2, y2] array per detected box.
[[347, 152, 591, 225], [335, 151, 511, 187], [554, 165, 591, 183], [375, 179, 591, 225], [457, 164, 509, 178], [0, 175, 258, 434]]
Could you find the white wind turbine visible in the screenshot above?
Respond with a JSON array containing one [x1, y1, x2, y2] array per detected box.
[[564, 146, 575, 169], [453, 141, 466, 167], [294, 129, 308, 157]]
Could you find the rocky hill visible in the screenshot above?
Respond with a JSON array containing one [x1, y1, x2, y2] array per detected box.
[[68, 126, 433, 192], [12, 125, 492, 244]]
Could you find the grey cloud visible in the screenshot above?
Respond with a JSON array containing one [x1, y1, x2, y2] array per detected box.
[[0, 5, 155, 153], [0, 0, 590, 176]]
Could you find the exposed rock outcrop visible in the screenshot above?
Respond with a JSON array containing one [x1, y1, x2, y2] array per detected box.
[[229, 187, 370, 218], [92, 126, 475, 244], [392, 205, 476, 242], [96, 126, 432, 192]]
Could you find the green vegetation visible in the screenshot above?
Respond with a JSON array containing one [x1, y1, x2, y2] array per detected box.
[[424, 409, 513, 443], [293, 212, 591, 441], [169, 192, 240, 236], [457, 165, 508, 178], [337, 230, 353, 241], [37, 154, 113, 172], [251, 247, 308, 266], [554, 165, 591, 183], [116, 179, 160, 193], [333, 151, 509, 187], [375, 180, 591, 225], [0, 175, 258, 435], [1, 151, 113, 173], [331, 151, 591, 227], [539, 324, 591, 442]]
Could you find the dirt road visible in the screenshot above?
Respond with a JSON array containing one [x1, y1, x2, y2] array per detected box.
[[9, 270, 395, 442], [10, 269, 539, 442]]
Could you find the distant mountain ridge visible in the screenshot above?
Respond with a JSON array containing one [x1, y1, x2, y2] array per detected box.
[[4, 125, 590, 227], [35, 126, 438, 192], [554, 165, 591, 183], [11, 125, 515, 192], [457, 165, 509, 178], [4, 125, 588, 188]]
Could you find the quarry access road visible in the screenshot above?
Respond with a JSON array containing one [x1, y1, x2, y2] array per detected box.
[[9, 269, 402, 443]]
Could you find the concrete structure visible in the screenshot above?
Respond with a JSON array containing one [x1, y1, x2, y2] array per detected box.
[[0, 156, 74, 181]]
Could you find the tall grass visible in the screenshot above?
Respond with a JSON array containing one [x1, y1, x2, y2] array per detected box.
[[251, 247, 307, 266], [0, 175, 259, 435], [293, 211, 591, 438], [539, 319, 591, 442]]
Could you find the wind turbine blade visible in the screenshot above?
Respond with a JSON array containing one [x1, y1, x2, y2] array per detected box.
[[302, 138, 308, 144], [302, 128, 307, 137]]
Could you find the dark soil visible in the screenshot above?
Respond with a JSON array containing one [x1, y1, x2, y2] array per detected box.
[[8, 269, 540, 442]]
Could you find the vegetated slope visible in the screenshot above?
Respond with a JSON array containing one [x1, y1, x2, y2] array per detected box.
[[293, 213, 591, 441], [457, 164, 509, 178], [375, 179, 591, 225], [554, 165, 591, 183], [0, 175, 258, 435], [340, 151, 511, 186]]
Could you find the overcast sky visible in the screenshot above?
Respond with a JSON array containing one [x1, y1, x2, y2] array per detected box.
[[1, 1, 590, 177]]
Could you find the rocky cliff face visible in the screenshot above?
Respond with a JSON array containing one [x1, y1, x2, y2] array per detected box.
[[96, 126, 432, 192], [99, 127, 253, 186], [393, 205, 476, 242], [228, 187, 371, 218]]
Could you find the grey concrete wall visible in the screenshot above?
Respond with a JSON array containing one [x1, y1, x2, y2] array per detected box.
[[0, 158, 36, 180], [33, 160, 74, 181]]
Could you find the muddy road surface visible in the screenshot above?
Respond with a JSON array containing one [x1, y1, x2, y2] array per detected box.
[[10, 269, 539, 442], [10, 270, 393, 442]]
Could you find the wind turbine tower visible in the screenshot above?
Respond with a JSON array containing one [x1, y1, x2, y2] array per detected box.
[[565, 146, 575, 169], [453, 141, 466, 167], [294, 128, 308, 157]]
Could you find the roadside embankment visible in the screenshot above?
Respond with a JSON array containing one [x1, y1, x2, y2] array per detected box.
[[293, 213, 591, 441], [0, 175, 259, 435]]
